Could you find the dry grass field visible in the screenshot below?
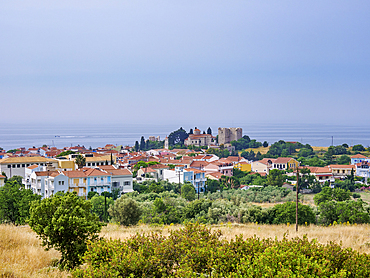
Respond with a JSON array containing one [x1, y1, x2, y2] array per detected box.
[[311, 146, 329, 152], [2, 222, 370, 277], [0, 225, 69, 278], [242, 146, 270, 155]]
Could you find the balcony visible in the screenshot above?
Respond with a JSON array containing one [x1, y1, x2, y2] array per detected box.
[[195, 178, 207, 183]]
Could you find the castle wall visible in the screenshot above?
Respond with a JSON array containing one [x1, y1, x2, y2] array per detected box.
[[218, 127, 242, 145]]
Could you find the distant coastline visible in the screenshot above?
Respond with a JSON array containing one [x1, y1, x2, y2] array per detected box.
[[1, 123, 370, 150]]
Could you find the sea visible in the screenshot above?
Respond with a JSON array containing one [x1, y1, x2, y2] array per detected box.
[[1, 123, 370, 151]]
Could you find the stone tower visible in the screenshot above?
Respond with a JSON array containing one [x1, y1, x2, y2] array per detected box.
[[164, 136, 169, 149], [218, 127, 242, 145]]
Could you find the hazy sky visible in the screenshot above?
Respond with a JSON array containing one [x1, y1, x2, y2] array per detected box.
[[1, 1, 369, 126]]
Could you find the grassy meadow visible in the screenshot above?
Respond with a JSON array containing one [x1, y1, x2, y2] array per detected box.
[[2, 222, 370, 277]]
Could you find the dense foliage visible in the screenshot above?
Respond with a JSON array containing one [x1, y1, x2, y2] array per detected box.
[[108, 197, 142, 226], [120, 186, 309, 225], [73, 223, 370, 278], [28, 192, 104, 269], [0, 180, 41, 225], [231, 135, 263, 150]]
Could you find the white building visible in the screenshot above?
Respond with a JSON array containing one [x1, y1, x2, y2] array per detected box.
[[0, 157, 58, 178]]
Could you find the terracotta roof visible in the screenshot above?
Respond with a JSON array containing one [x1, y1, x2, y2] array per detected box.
[[187, 134, 212, 139], [205, 172, 223, 179], [300, 166, 332, 174], [274, 157, 294, 164], [0, 175, 5, 178], [226, 156, 240, 162], [351, 154, 367, 159], [328, 164, 355, 169], [187, 168, 205, 173], [27, 164, 39, 169], [85, 155, 115, 162], [0, 157, 57, 164], [35, 171, 59, 177], [190, 161, 210, 168], [142, 167, 157, 173], [62, 168, 110, 178], [106, 169, 132, 176], [258, 158, 276, 165]]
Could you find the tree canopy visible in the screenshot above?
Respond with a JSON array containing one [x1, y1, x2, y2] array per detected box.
[[28, 192, 103, 269], [0, 180, 41, 225], [168, 127, 188, 146]]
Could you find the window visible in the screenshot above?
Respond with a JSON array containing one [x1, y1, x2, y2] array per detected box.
[[88, 163, 91, 166], [22, 164, 25, 167], [12, 165, 15, 168], [17, 164, 20, 168], [124, 181, 131, 186], [92, 163, 95, 166], [7, 165, 11, 168]]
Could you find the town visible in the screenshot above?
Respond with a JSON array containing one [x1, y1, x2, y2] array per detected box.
[[0, 126, 368, 199]]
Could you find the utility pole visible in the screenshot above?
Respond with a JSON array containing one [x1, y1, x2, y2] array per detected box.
[[296, 169, 299, 232], [177, 168, 181, 195], [104, 193, 107, 222]]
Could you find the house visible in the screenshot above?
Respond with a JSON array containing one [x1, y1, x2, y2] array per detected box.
[[137, 167, 157, 182], [272, 157, 299, 171], [84, 155, 116, 167], [355, 161, 370, 181], [251, 158, 275, 174], [204, 161, 233, 176], [351, 154, 370, 165], [0, 156, 59, 178], [300, 166, 335, 184], [63, 168, 112, 198], [99, 165, 133, 193], [235, 161, 252, 172], [328, 165, 356, 179], [162, 166, 205, 192], [23, 164, 43, 189], [190, 161, 209, 170], [29, 171, 68, 198], [184, 128, 216, 147], [205, 172, 223, 180], [188, 168, 206, 193], [192, 154, 219, 162], [163, 167, 194, 185]]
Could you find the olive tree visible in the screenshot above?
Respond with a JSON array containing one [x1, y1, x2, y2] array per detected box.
[[28, 192, 103, 269], [108, 197, 141, 226]]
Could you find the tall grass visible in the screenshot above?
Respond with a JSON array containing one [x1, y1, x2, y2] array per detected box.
[[0, 225, 68, 278], [2, 223, 370, 276]]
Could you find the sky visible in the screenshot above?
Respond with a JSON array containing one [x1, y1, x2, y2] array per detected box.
[[1, 1, 369, 126]]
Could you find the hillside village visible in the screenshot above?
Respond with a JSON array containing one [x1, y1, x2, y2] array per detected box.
[[0, 127, 369, 199]]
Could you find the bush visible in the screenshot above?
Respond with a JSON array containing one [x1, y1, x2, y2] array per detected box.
[[181, 183, 196, 201], [318, 200, 370, 225], [269, 202, 316, 225], [28, 192, 103, 269], [353, 193, 361, 199], [108, 197, 141, 226], [0, 180, 41, 225], [73, 223, 370, 277]]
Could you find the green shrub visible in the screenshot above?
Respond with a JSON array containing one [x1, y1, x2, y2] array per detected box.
[[108, 197, 141, 226], [73, 223, 370, 277], [28, 192, 103, 270]]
